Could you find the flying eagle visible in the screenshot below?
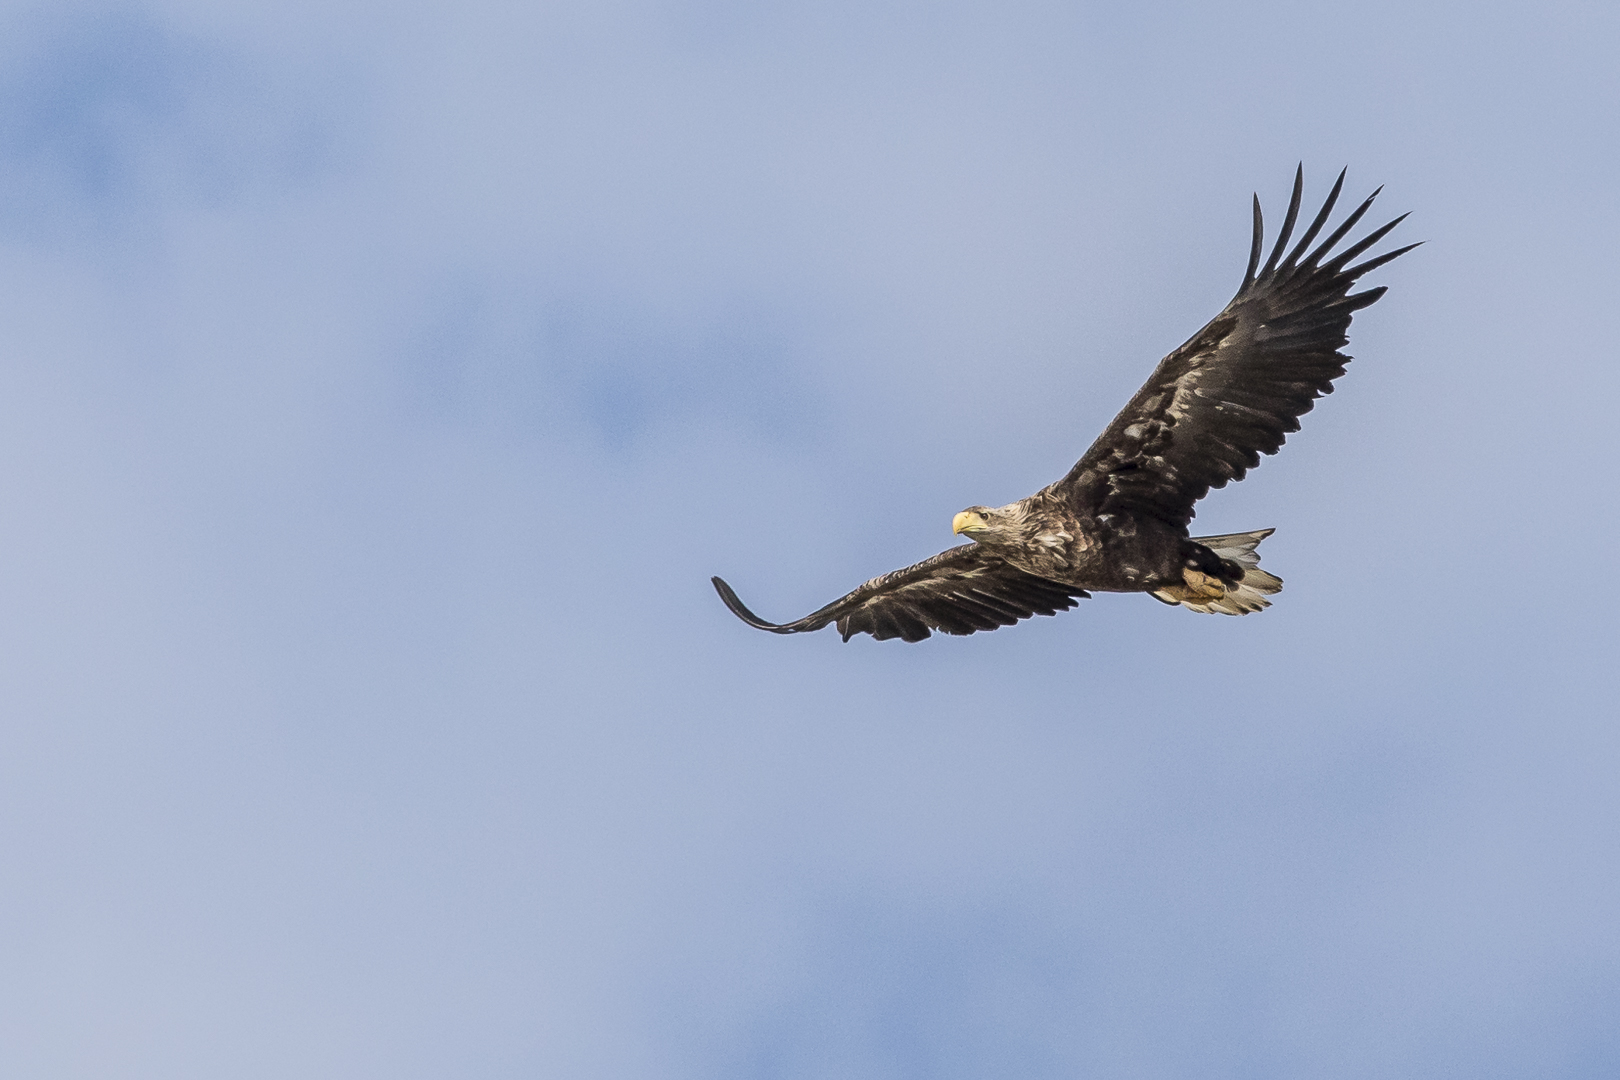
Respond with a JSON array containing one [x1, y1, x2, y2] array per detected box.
[[713, 168, 1416, 642]]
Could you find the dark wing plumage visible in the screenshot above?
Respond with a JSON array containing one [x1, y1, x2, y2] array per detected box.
[[1053, 167, 1419, 530], [712, 545, 1088, 642]]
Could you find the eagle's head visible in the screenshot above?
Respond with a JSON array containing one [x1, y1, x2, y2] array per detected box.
[[952, 504, 1019, 544]]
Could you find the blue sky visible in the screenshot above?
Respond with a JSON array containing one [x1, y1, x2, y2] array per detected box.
[[0, 2, 1616, 1077]]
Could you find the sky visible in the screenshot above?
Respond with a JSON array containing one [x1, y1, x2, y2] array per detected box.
[[0, 1, 1616, 1077]]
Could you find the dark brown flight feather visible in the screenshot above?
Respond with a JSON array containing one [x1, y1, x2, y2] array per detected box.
[[712, 545, 1088, 643]]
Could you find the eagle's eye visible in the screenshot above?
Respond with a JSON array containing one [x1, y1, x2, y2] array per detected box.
[[978, 510, 989, 519]]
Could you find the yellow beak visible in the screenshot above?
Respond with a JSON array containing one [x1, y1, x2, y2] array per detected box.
[[952, 511, 979, 535]]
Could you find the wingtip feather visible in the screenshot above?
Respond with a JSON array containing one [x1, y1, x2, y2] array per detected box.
[[1342, 240, 1423, 280], [1282, 167, 1346, 270], [711, 576, 797, 633], [1243, 194, 1263, 289], [1303, 186, 1381, 268], [1260, 165, 1305, 278]]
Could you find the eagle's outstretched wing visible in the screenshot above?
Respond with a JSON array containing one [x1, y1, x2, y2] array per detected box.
[[1052, 167, 1419, 530], [712, 545, 1088, 642]]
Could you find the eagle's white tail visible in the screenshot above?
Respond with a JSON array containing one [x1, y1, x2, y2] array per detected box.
[[1153, 528, 1283, 615]]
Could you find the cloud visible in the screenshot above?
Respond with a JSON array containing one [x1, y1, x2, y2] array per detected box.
[[0, 5, 336, 239], [394, 277, 828, 450]]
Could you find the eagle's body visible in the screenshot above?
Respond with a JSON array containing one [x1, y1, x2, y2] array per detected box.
[[713, 168, 1416, 642]]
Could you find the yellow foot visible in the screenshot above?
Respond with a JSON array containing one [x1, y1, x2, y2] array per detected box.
[[1153, 569, 1227, 605]]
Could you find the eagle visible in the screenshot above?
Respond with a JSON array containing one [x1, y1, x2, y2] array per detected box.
[[712, 167, 1416, 642]]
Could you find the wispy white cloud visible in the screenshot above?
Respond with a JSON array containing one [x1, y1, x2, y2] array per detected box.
[[393, 279, 828, 450], [0, 5, 338, 239]]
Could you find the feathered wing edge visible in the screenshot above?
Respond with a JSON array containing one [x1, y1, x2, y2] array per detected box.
[[712, 545, 1089, 642], [1242, 166, 1420, 295]]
